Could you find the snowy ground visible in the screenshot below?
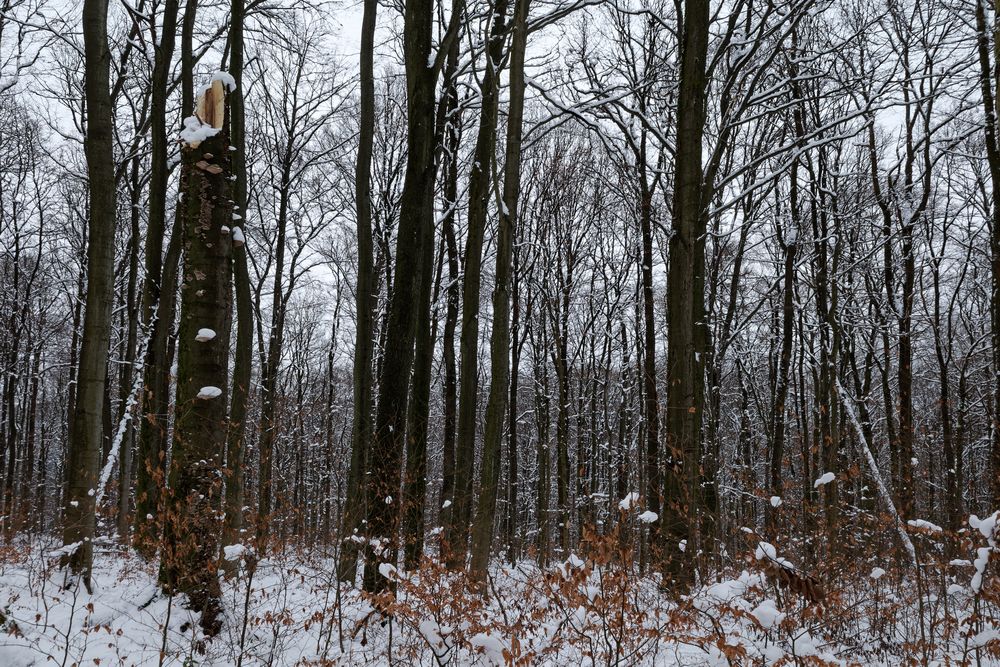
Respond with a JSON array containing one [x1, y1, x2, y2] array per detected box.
[[0, 537, 997, 665]]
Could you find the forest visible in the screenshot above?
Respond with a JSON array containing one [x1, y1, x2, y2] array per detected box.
[[0, 0, 999, 663]]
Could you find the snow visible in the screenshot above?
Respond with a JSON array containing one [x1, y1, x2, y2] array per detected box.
[[972, 547, 990, 593], [813, 472, 835, 488], [638, 511, 658, 523], [197, 386, 223, 399], [0, 544, 989, 666], [180, 115, 220, 146], [211, 71, 237, 92], [232, 227, 246, 244], [223, 544, 251, 561], [969, 511, 997, 593], [906, 519, 943, 533], [441, 499, 452, 508], [469, 632, 506, 664], [970, 511, 998, 540], [769, 496, 782, 507], [750, 599, 785, 629], [870, 567, 886, 580], [755, 541, 795, 570], [46, 541, 82, 559], [418, 618, 450, 656], [971, 629, 1000, 649], [196, 72, 238, 100], [618, 491, 640, 510], [703, 571, 761, 602], [195, 327, 217, 342]]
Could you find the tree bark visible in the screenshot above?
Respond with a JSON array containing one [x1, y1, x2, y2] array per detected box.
[[161, 82, 233, 635], [661, 0, 709, 589], [768, 177, 797, 533], [446, 0, 511, 568], [469, 0, 530, 583], [134, 0, 183, 557], [338, 0, 377, 584], [976, 0, 1000, 501], [222, 0, 251, 578], [361, 0, 442, 593], [62, 0, 117, 591], [437, 42, 461, 552]]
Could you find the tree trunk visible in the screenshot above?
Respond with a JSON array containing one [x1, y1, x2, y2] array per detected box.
[[222, 0, 251, 578], [361, 0, 441, 593], [401, 175, 438, 569], [255, 157, 293, 549], [976, 0, 1000, 501], [337, 0, 377, 585], [134, 0, 183, 557], [768, 178, 798, 532], [161, 80, 234, 635], [469, 0, 530, 583], [437, 43, 461, 547], [116, 156, 141, 539], [446, 0, 510, 568], [638, 145, 660, 554], [661, 0, 709, 589], [62, 0, 117, 591]]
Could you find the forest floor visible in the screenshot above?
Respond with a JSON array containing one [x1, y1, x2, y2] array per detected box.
[[0, 535, 997, 665]]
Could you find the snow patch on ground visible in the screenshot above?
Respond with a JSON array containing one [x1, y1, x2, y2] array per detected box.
[[0, 539, 995, 666]]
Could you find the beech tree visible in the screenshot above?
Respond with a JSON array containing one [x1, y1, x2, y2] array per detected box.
[[61, 0, 116, 591], [161, 76, 235, 635]]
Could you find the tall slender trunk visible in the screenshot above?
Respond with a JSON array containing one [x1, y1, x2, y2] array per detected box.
[[401, 176, 438, 569], [533, 327, 551, 565], [116, 157, 141, 538], [256, 155, 293, 549], [661, 0, 709, 589], [975, 0, 1000, 501], [504, 247, 524, 562], [362, 0, 443, 593], [447, 0, 510, 568], [993, 0, 1000, 502], [337, 0, 377, 583], [134, 0, 183, 556], [638, 148, 660, 552], [437, 45, 461, 542], [62, 0, 117, 591], [897, 216, 916, 519], [768, 177, 797, 532], [222, 0, 251, 577], [21, 347, 40, 528], [469, 0, 530, 582]]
